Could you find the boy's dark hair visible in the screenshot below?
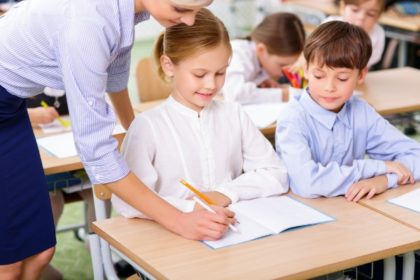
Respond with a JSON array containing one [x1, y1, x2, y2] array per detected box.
[[303, 21, 372, 70]]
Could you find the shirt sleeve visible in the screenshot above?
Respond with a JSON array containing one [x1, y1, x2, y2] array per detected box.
[[365, 104, 420, 188], [223, 48, 282, 104], [111, 115, 195, 219], [106, 46, 131, 93], [215, 105, 289, 204], [56, 18, 130, 185], [368, 24, 385, 67], [275, 112, 387, 198]]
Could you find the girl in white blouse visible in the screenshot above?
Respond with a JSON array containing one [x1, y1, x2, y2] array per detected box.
[[112, 9, 288, 219], [223, 12, 305, 104]]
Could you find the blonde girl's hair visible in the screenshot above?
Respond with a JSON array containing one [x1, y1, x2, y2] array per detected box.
[[154, 8, 231, 80], [250, 12, 305, 56]]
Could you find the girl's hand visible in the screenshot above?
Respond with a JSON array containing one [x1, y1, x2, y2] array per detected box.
[[384, 161, 414, 185], [177, 206, 235, 240], [345, 176, 388, 202]]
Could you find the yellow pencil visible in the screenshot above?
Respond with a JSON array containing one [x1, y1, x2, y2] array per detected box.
[[40, 101, 71, 128], [179, 179, 216, 205]]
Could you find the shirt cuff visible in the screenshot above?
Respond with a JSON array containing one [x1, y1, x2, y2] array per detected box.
[[386, 173, 398, 188], [106, 72, 129, 93], [83, 150, 130, 184], [362, 159, 387, 178]]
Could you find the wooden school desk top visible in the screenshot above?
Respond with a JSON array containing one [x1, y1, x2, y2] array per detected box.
[[36, 127, 125, 175], [359, 183, 420, 231], [283, 0, 420, 32], [357, 67, 420, 115], [93, 195, 420, 280]]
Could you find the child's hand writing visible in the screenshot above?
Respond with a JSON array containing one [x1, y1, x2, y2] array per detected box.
[[28, 107, 59, 126], [258, 79, 281, 89], [179, 207, 235, 241], [345, 176, 388, 202], [384, 161, 414, 185]]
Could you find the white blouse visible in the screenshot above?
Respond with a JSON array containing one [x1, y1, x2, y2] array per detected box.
[[324, 16, 385, 67], [222, 40, 284, 105], [112, 97, 289, 218]]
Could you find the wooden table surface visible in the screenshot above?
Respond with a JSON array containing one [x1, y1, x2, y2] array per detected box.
[[359, 183, 420, 231], [93, 195, 420, 280]]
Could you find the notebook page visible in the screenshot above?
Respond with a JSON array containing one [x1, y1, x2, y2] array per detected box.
[[37, 125, 126, 158], [203, 211, 273, 249], [37, 132, 77, 158], [243, 103, 287, 128], [230, 196, 333, 234], [389, 189, 420, 213]]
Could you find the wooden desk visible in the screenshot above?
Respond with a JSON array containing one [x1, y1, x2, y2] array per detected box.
[[93, 196, 420, 280], [283, 0, 420, 32], [37, 128, 125, 175], [359, 183, 420, 231], [357, 67, 420, 115]]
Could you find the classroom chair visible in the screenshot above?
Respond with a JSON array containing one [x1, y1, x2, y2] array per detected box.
[[135, 57, 171, 102]]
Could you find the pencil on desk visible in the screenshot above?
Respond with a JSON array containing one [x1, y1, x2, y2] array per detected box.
[[40, 100, 71, 128], [192, 196, 239, 233], [179, 179, 216, 205]]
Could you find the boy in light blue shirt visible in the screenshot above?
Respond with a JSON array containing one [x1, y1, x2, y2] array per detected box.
[[275, 21, 420, 202]]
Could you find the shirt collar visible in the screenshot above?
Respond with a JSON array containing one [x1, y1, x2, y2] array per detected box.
[[166, 96, 211, 118], [118, 0, 150, 48], [299, 89, 350, 130]]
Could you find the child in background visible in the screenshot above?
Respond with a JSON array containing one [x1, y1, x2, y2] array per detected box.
[[223, 12, 305, 104], [326, 0, 386, 68], [275, 21, 420, 201], [112, 9, 288, 221]]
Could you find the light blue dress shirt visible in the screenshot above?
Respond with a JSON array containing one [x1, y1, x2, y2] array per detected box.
[[0, 0, 149, 184], [275, 90, 420, 198]]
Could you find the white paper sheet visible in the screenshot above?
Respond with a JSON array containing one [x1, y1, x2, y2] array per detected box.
[[389, 189, 420, 213]]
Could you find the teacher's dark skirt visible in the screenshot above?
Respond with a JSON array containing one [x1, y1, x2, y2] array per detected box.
[[0, 85, 56, 264]]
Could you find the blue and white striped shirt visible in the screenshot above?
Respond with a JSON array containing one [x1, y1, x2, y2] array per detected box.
[[275, 90, 420, 198], [0, 0, 149, 184]]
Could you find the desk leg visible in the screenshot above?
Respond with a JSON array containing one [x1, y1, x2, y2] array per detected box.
[[384, 256, 396, 280], [402, 252, 415, 280], [398, 40, 407, 67], [89, 233, 104, 280]]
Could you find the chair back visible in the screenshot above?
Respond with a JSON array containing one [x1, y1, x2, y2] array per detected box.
[[136, 57, 172, 102]]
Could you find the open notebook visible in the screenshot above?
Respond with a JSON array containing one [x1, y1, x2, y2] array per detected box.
[[204, 196, 334, 249], [388, 189, 420, 213]]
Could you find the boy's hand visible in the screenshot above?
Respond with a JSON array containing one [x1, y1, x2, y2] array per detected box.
[[345, 176, 388, 202], [384, 161, 414, 185], [179, 206, 235, 240]]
